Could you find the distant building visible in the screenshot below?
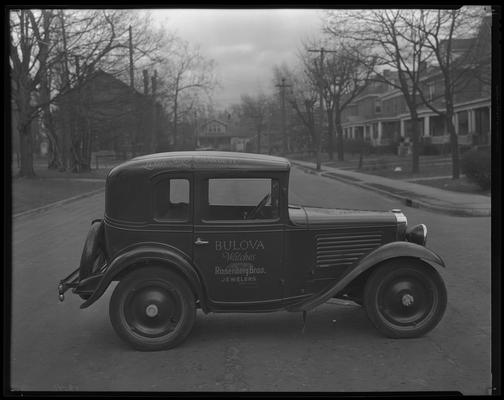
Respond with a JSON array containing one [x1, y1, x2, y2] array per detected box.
[[197, 119, 249, 151]]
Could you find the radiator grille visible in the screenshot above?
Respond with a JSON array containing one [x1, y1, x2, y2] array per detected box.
[[315, 231, 384, 269]]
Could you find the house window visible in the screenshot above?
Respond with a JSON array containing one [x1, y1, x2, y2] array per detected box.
[[457, 111, 469, 135], [428, 82, 435, 101], [430, 115, 446, 137], [375, 99, 382, 113]]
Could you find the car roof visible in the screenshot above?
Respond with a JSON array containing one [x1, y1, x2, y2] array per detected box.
[[109, 151, 291, 176]]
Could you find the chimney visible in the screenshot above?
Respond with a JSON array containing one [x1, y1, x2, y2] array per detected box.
[[143, 70, 149, 95]]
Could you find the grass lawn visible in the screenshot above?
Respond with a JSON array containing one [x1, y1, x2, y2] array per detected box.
[[413, 177, 491, 197], [356, 165, 453, 180], [290, 152, 490, 196], [12, 178, 105, 214]]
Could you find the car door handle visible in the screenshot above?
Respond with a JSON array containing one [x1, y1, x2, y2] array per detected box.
[[194, 238, 209, 245]]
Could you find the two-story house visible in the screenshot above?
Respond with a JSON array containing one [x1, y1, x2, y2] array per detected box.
[[341, 14, 491, 153]]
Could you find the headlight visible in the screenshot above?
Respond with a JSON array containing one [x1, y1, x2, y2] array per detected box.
[[406, 224, 427, 246]]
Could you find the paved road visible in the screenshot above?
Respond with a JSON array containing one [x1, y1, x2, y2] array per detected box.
[[11, 167, 491, 393]]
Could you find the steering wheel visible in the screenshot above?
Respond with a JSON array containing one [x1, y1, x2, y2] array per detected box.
[[247, 193, 271, 219]]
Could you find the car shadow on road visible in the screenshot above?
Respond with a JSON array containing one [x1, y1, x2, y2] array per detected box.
[[186, 304, 378, 346]]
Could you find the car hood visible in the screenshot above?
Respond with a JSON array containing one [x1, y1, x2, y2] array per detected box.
[[289, 205, 398, 227]]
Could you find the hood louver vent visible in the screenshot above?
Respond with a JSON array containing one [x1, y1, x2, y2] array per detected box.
[[316, 231, 384, 269]]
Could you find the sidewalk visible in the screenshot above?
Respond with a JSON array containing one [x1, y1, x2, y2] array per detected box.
[[291, 160, 491, 217]]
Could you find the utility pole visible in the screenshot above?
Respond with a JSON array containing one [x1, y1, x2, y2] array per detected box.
[[151, 70, 157, 153], [128, 26, 134, 88], [193, 110, 199, 150], [308, 47, 338, 171], [275, 78, 292, 155], [255, 114, 262, 154]]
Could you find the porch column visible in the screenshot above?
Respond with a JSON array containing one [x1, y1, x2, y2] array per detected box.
[[400, 119, 405, 138], [468, 109, 475, 133], [424, 116, 430, 137], [378, 121, 383, 144]]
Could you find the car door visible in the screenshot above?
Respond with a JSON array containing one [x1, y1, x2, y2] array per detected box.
[[193, 173, 284, 307]]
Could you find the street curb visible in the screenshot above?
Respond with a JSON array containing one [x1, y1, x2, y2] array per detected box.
[[13, 187, 105, 220], [291, 162, 491, 218]]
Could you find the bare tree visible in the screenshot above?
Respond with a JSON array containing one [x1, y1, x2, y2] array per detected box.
[[325, 9, 432, 173], [10, 8, 172, 175], [157, 39, 216, 149], [10, 9, 57, 177], [274, 65, 319, 155], [239, 93, 273, 154], [301, 39, 374, 161], [54, 10, 172, 170], [411, 7, 490, 179]]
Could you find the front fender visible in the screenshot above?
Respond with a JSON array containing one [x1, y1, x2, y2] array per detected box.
[[79, 243, 207, 311], [288, 241, 445, 312]]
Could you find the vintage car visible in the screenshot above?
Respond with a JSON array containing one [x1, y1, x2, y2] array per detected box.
[[58, 151, 447, 351]]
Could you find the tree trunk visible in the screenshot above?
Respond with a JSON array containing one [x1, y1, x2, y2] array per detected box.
[[15, 81, 36, 178], [335, 113, 344, 161], [173, 96, 178, 149], [80, 114, 92, 172], [326, 108, 334, 160], [151, 99, 157, 153], [18, 121, 35, 178], [61, 106, 70, 171], [40, 70, 63, 170], [410, 111, 420, 174], [46, 128, 63, 170], [445, 103, 460, 179]]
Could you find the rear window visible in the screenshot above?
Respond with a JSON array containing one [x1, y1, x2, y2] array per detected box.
[[154, 178, 190, 221]]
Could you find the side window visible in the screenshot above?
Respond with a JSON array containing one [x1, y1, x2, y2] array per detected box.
[[204, 178, 279, 221], [154, 178, 190, 221]]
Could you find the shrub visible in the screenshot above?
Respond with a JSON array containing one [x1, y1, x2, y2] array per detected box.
[[461, 148, 491, 190], [343, 139, 373, 155]]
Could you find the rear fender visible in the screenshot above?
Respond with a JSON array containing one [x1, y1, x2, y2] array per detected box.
[[288, 241, 445, 312], [79, 243, 207, 311]]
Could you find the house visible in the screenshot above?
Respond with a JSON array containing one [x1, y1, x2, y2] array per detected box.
[[54, 69, 164, 156], [341, 15, 491, 153], [197, 119, 245, 151]]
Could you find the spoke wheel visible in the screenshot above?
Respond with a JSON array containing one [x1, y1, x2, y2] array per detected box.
[[110, 267, 196, 351], [364, 259, 447, 338]]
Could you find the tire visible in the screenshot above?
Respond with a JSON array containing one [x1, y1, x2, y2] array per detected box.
[[109, 267, 196, 351], [364, 259, 447, 338]]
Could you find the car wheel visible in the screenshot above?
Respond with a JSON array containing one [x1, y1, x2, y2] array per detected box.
[[109, 267, 196, 351], [364, 259, 447, 338]]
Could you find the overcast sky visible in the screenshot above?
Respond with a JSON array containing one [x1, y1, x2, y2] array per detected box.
[[150, 9, 325, 110]]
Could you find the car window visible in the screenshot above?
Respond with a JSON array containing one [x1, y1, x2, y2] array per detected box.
[[205, 178, 279, 221], [154, 178, 190, 221]]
